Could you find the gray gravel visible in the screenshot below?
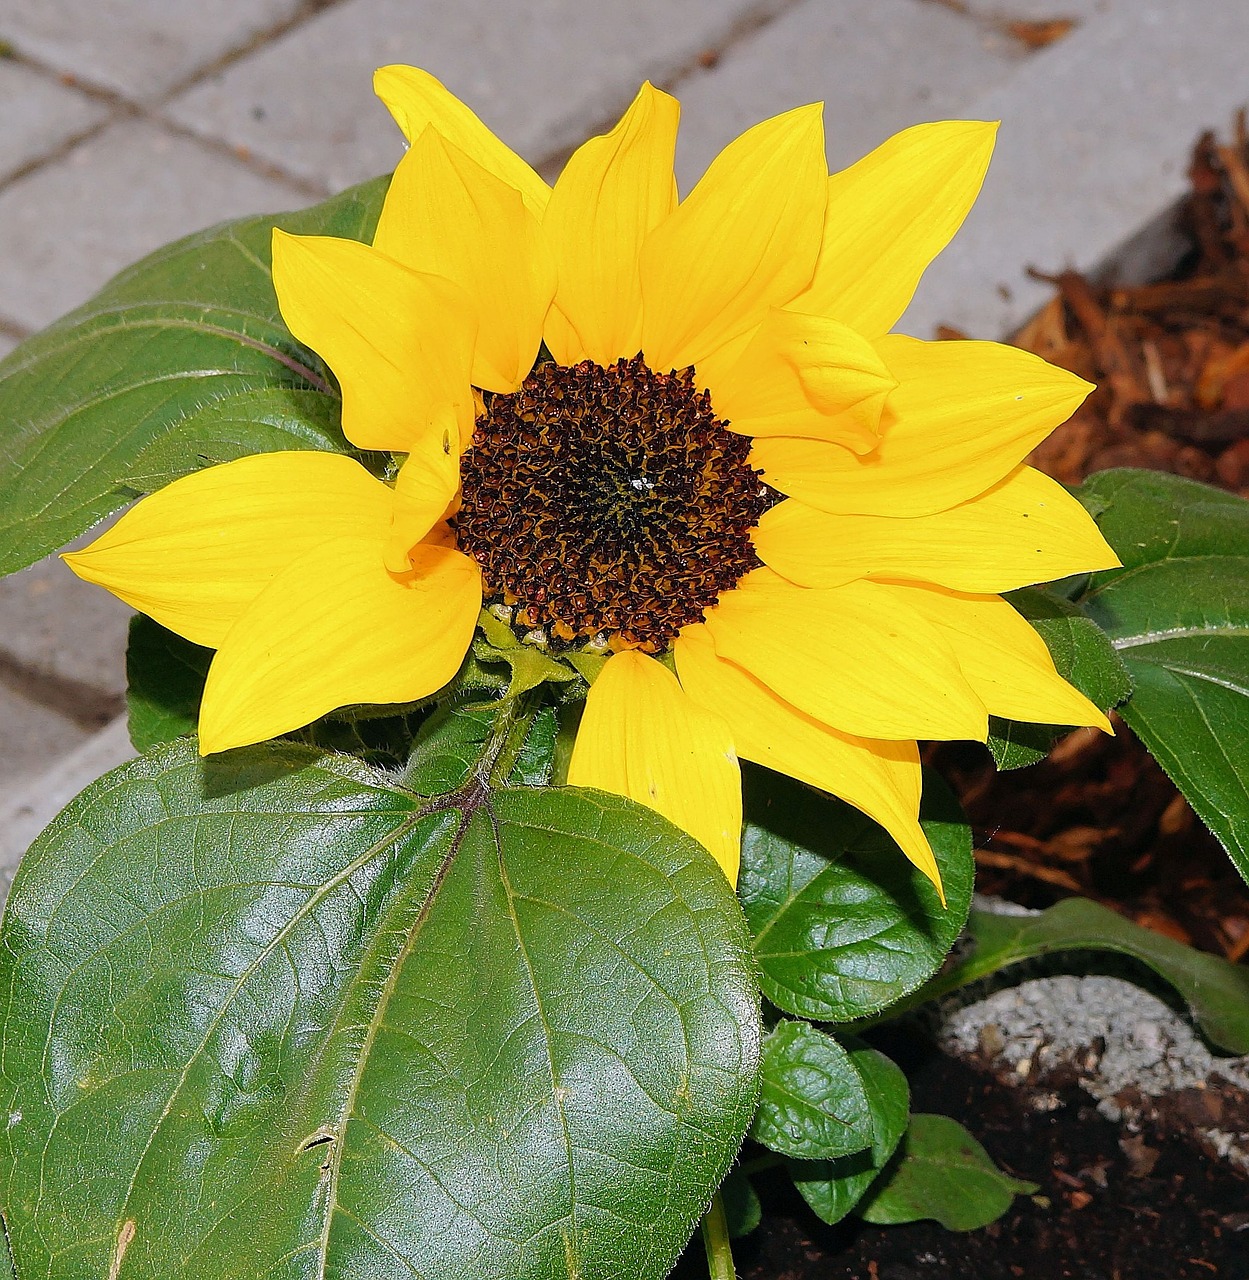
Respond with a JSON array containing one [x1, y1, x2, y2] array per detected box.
[[936, 903, 1249, 1172]]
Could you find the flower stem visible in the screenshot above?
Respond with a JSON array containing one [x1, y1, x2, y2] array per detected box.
[[700, 1191, 737, 1280], [484, 688, 544, 786]]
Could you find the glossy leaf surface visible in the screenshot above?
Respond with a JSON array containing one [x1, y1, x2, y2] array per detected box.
[[788, 1039, 909, 1226], [751, 1021, 872, 1160], [1076, 470, 1249, 881], [0, 177, 390, 576], [0, 736, 760, 1279], [740, 767, 973, 1021]]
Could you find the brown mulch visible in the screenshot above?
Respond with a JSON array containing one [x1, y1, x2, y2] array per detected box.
[[930, 122, 1249, 962]]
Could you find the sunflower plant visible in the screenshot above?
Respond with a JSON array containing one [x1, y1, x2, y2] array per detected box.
[[1, 68, 1248, 1280]]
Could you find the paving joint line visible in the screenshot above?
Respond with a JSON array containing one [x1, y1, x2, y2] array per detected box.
[[0, 651, 123, 732], [0, 0, 351, 206], [147, 111, 331, 200], [534, 0, 806, 180], [143, 0, 350, 113], [912, 0, 1077, 53]]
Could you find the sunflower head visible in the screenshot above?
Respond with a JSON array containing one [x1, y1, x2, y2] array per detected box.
[[64, 66, 1120, 895]]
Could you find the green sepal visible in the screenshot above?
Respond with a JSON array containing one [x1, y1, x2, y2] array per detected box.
[[474, 609, 579, 700]]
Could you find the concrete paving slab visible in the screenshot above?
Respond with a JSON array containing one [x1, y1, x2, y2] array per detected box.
[[0, 680, 89, 792], [0, 0, 308, 102], [899, 0, 1249, 339], [0, 58, 107, 184], [940, 0, 1108, 24], [0, 118, 308, 331], [165, 0, 791, 194], [0, 714, 132, 898], [0, 528, 132, 703], [672, 0, 1019, 191]]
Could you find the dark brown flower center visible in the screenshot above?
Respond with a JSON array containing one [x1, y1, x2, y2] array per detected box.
[[455, 355, 770, 653]]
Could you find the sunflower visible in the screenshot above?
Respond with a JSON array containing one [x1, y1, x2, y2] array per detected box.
[[65, 67, 1118, 892]]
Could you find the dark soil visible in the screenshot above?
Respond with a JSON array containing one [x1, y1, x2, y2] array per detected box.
[[674, 1039, 1249, 1279]]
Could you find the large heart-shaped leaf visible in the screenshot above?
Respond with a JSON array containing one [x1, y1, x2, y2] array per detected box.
[[739, 767, 973, 1022], [1075, 470, 1249, 881], [0, 177, 390, 576], [0, 733, 760, 1279]]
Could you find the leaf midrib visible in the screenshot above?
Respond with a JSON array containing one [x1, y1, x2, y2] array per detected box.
[[97, 798, 431, 1259], [1112, 623, 1249, 651]]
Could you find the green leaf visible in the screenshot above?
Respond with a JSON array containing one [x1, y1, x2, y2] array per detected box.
[[788, 1039, 909, 1226], [921, 898, 1249, 1054], [751, 1021, 872, 1160], [0, 737, 760, 1279], [1075, 469, 1249, 881], [857, 1113, 1036, 1230], [125, 614, 212, 750], [720, 1169, 762, 1238], [0, 176, 390, 576], [988, 588, 1133, 770], [1078, 467, 1249, 567], [740, 766, 973, 1022], [125, 387, 384, 490]]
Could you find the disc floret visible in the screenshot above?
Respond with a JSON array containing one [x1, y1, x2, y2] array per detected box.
[[456, 355, 770, 652]]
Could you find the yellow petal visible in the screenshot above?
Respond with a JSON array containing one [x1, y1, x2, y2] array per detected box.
[[755, 466, 1121, 592], [792, 120, 997, 337], [271, 229, 476, 454], [543, 82, 680, 366], [199, 538, 481, 754], [709, 308, 897, 451], [675, 625, 941, 894], [639, 104, 828, 372], [384, 439, 461, 573], [752, 336, 1093, 516], [888, 582, 1113, 731], [373, 64, 550, 217], [567, 649, 742, 883], [63, 452, 392, 649], [702, 568, 987, 742], [373, 127, 556, 392]]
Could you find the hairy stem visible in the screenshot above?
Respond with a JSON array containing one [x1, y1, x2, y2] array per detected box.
[[701, 1191, 737, 1280]]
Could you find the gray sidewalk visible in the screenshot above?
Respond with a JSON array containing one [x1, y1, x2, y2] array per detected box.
[[2, 0, 1249, 870]]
